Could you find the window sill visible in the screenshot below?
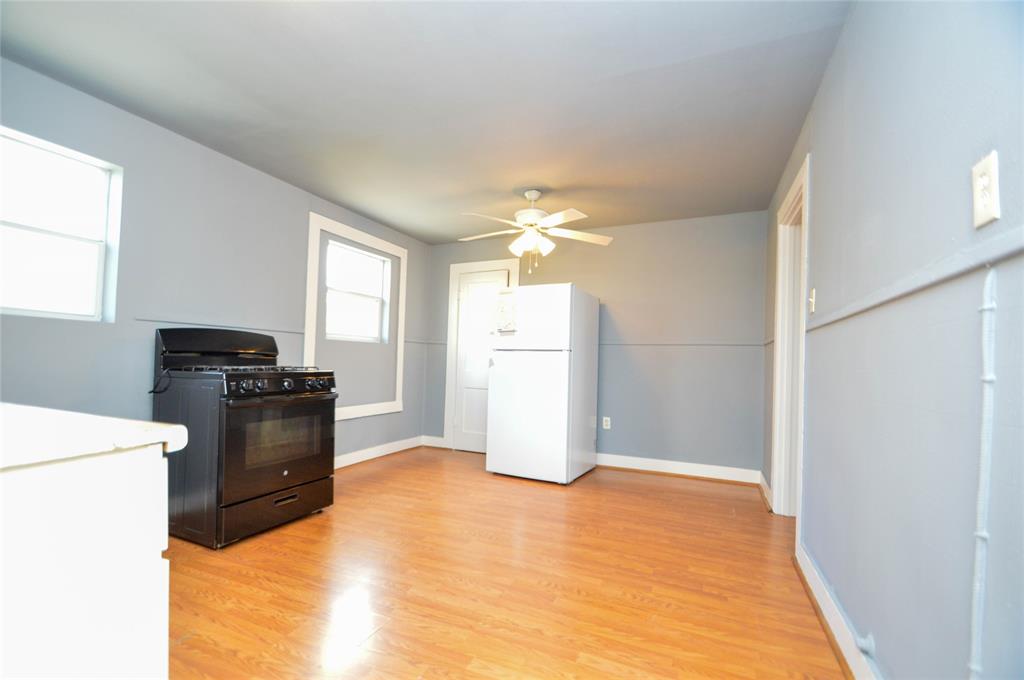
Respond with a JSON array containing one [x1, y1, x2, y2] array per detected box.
[[0, 307, 104, 323], [335, 400, 403, 421]]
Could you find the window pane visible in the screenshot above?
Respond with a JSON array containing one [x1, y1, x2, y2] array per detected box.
[[0, 225, 101, 317], [326, 241, 386, 297], [325, 289, 382, 341], [0, 135, 110, 240]]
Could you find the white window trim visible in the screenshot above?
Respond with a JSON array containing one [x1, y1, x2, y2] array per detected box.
[[323, 240, 391, 344], [0, 126, 123, 323], [304, 212, 407, 421]]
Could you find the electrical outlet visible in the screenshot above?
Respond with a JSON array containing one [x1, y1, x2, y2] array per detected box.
[[602, 417, 611, 430], [972, 150, 1001, 229]]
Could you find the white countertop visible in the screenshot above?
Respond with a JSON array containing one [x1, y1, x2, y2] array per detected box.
[[0, 402, 187, 470]]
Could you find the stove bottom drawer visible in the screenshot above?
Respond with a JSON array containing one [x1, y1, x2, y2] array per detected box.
[[218, 476, 333, 547]]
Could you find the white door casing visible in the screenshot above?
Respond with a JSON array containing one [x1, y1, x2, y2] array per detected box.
[[443, 259, 519, 451], [770, 154, 810, 520]]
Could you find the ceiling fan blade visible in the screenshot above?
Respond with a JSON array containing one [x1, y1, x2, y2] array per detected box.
[[457, 228, 522, 242], [546, 227, 613, 246], [463, 212, 522, 228], [538, 208, 587, 229]]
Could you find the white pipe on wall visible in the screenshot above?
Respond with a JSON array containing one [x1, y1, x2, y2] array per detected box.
[[968, 267, 998, 680]]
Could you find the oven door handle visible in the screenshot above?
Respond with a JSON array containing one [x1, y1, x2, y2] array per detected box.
[[223, 392, 338, 408]]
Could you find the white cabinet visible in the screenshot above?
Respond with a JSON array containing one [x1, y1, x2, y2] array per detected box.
[[1, 403, 187, 679]]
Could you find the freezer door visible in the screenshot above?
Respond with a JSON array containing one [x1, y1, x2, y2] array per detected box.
[[493, 283, 573, 351], [486, 350, 570, 483]]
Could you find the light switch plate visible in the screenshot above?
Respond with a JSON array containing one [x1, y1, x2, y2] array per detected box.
[[972, 150, 1001, 229], [602, 417, 611, 430]]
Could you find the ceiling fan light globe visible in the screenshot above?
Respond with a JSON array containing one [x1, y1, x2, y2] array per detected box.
[[508, 241, 526, 257], [537, 235, 556, 256], [512, 229, 539, 251]]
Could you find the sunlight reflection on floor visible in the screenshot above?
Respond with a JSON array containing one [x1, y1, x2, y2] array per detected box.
[[320, 584, 378, 675]]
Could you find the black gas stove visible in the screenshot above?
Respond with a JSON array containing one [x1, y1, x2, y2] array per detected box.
[[152, 328, 336, 549]]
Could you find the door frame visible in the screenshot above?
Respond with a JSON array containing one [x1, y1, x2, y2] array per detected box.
[[442, 259, 520, 448], [770, 154, 810, 518]]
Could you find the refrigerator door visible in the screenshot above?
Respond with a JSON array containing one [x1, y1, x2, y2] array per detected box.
[[486, 350, 570, 483], [493, 283, 573, 351]]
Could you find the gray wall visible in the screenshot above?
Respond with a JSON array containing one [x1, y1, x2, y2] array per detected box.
[[0, 59, 433, 455], [764, 3, 1023, 677], [427, 211, 768, 471]]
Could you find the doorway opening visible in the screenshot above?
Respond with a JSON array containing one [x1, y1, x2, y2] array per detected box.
[[770, 154, 810, 518], [443, 259, 519, 452]]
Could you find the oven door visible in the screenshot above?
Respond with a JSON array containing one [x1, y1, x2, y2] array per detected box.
[[220, 392, 337, 506]]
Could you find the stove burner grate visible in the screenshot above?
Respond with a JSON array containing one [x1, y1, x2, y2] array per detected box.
[[178, 365, 321, 373]]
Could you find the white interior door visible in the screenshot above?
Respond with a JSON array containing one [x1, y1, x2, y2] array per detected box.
[[782, 219, 803, 508], [452, 268, 511, 452]]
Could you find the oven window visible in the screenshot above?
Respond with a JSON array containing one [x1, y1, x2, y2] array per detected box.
[[244, 408, 321, 469]]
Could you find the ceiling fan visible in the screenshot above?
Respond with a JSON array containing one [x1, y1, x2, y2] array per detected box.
[[460, 190, 612, 272]]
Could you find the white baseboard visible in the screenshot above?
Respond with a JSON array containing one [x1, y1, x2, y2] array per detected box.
[[336, 443, 759, 487], [795, 543, 877, 679], [595, 453, 760, 484], [333, 436, 423, 469], [759, 472, 773, 510]]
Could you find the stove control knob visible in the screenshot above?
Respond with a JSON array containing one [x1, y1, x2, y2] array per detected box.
[[282, 378, 294, 391], [306, 378, 318, 390], [316, 378, 327, 389], [255, 379, 268, 391], [239, 380, 254, 393]]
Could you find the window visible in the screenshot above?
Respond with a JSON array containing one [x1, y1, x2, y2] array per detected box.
[[324, 240, 391, 343], [0, 127, 121, 321], [304, 212, 408, 420]]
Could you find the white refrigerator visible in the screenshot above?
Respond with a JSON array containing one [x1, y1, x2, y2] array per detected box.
[[485, 283, 599, 484]]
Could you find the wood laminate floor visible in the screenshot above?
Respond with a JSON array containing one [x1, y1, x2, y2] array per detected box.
[[166, 447, 844, 679]]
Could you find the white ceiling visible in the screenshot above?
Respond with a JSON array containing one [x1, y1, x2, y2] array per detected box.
[[1, 1, 847, 244]]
